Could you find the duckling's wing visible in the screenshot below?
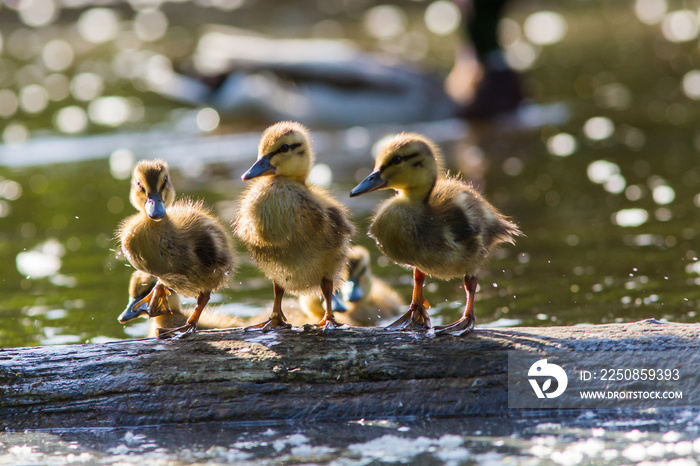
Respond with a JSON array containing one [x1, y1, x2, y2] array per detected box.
[[444, 203, 478, 244], [434, 178, 521, 249], [308, 185, 355, 239], [326, 205, 355, 237]]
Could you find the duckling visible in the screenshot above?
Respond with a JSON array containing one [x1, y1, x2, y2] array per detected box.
[[234, 121, 354, 331], [350, 133, 521, 335], [298, 245, 403, 326], [117, 159, 235, 337], [118, 270, 244, 337]]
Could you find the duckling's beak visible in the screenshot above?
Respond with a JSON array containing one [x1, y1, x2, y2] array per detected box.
[[330, 291, 348, 313], [347, 277, 363, 303], [118, 296, 149, 323], [145, 193, 166, 220], [242, 156, 275, 180], [350, 171, 386, 197]]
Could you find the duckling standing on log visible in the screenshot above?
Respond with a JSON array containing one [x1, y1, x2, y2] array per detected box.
[[118, 271, 244, 337], [118, 159, 235, 337], [234, 121, 354, 331], [298, 245, 403, 326], [350, 133, 521, 335]]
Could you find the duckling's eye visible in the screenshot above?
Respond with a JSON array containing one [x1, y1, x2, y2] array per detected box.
[[163, 176, 169, 187], [136, 180, 145, 193], [280, 144, 290, 153], [391, 155, 403, 165]]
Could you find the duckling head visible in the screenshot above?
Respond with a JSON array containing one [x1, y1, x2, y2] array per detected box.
[[344, 245, 372, 303], [350, 133, 443, 201], [130, 159, 175, 221], [242, 121, 314, 183]]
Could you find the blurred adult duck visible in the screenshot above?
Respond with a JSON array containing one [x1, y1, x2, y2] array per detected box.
[[298, 245, 403, 326], [117, 159, 235, 337], [118, 271, 243, 337], [234, 121, 354, 331], [151, 29, 457, 128], [350, 133, 521, 335]]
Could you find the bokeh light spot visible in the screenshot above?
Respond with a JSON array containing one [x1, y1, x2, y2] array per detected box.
[[364, 5, 407, 39], [18, 84, 48, 114], [634, 0, 667, 25], [109, 148, 135, 180], [42, 40, 74, 72], [88, 96, 131, 127], [196, 107, 220, 132], [77, 8, 120, 44], [661, 10, 698, 43], [424, 1, 461, 36], [524, 11, 568, 45], [546, 133, 577, 157], [55, 106, 88, 134], [134, 8, 168, 42], [583, 116, 615, 141]]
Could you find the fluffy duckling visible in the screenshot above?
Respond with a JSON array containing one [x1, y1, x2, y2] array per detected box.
[[298, 245, 403, 326], [118, 271, 244, 337], [350, 133, 521, 335], [118, 159, 235, 337], [234, 121, 354, 331]]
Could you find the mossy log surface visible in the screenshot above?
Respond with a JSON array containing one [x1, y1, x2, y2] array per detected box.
[[1, 321, 698, 430]]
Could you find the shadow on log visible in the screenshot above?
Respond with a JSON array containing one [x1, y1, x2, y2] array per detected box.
[[1, 320, 699, 430]]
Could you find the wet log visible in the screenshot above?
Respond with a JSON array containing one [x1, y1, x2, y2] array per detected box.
[[1, 320, 699, 430]]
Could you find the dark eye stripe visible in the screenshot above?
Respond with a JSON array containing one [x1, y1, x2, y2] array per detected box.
[[379, 152, 420, 172], [270, 142, 303, 157]]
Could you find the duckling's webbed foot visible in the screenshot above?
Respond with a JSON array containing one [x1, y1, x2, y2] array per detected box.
[[434, 315, 474, 336], [435, 275, 477, 337], [244, 316, 292, 333], [314, 315, 345, 332], [157, 291, 211, 339], [245, 282, 292, 332], [386, 303, 431, 331], [312, 277, 347, 332], [148, 282, 172, 318], [156, 323, 196, 339], [386, 267, 431, 331]]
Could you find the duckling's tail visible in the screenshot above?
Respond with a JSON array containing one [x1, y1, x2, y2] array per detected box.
[[495, 216, 524, 246]]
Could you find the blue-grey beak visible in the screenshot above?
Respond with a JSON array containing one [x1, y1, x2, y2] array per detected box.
[[242, 156, 275, 180], [347, 277, 363, 302], [350, 171, 386, 197], [145, 193, 166, 220], [118, 296, 150, 323], [330, 292, 347, 313]]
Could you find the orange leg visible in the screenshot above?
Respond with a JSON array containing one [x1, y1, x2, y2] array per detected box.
[[315, 278, 343, 330], [244, 282, 292, 332], [157, 291, 210, 338], [435, 275, 477, 336], [386, 267, 431, 331]]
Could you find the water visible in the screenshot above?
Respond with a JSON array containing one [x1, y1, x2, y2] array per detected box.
[[4, 412, 700, 464], [3, 0, 700, 462]]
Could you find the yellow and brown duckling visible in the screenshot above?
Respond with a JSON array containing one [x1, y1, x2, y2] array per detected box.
[[117, 159, 235, 337], [118, 270, 244, 337], [298, 245, 403, 326], [350, 133, 521, 335], [234, 121, 354, 331]]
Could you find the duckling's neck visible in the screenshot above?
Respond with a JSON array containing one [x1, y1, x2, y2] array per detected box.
[[397, 183, 434, 203], [282, 174, 308, 185]]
